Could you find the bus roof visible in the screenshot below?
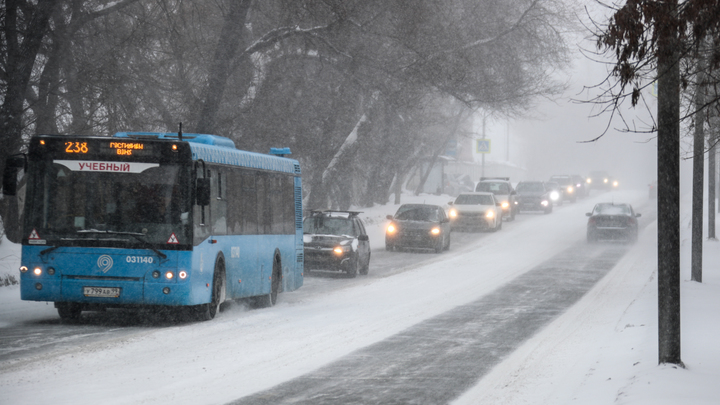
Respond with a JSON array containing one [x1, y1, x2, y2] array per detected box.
[[113, 132, 300, 175]]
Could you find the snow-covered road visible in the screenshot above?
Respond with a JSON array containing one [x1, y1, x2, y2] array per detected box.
[[0, 190, 652, 405]]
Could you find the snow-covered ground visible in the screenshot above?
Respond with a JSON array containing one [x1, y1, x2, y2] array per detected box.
[[0, 188, 718, 405]]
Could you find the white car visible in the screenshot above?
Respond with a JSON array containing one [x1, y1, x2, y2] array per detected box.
[[448, 192, 503, 231], [475, 178, 517, 221]]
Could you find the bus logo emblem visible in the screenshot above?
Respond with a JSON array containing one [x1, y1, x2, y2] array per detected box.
[[97, 255, 113, 273]]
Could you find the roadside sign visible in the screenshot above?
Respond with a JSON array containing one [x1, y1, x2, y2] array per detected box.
[[476, 139, 491, 154]]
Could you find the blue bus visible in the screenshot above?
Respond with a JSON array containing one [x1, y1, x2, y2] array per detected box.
[[2, 132, 303, 321]]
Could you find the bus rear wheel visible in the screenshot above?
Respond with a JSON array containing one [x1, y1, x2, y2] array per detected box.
[[56, 302, 82, 321], [254, 256, 281, 308]]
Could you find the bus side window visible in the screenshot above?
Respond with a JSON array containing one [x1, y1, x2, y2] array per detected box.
[[256, 173, 268, 234], [212, 170, 227, 235]]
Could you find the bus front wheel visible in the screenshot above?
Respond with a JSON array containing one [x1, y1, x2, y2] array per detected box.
[[197, 260, 225, 321], [56, 302, 82, 321]]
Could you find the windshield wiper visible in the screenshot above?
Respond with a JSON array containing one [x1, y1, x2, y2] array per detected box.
[[76, 229, 167, 259]]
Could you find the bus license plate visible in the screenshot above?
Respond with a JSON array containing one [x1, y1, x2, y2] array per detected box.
[[83, 286, 121, 298]]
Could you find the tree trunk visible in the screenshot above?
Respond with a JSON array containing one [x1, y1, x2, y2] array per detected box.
[[414, 109, 464, 195], [656, 0, 682, 366], [691, 52, 706, 282], [194, 0, 252, 134]]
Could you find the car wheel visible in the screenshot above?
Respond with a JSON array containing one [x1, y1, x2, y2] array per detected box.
[[385, 243, 394, 251], [587, 231, 597, 244], [360, 253, 370, 275], [346, 256, 359, 277], [444, 235, 451, 251]]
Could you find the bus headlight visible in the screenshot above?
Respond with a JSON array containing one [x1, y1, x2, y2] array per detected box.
[[33, 267, 42, 276], [165, 271, 174, 280]]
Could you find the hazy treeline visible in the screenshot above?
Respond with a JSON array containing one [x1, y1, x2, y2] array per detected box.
[[1, 0, 572, 215]]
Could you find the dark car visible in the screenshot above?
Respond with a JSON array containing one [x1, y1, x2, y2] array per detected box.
[[587, 171, 618, 191], [570, 174, 589, 198], [515, 181, 553, 214], [648, 180, 657, 199], [303, 210, 371, 277], [385, 204, 451, 253], [586, 203, 641, 243], [548, 175, 578, 203], [544, 181, 563, 206]]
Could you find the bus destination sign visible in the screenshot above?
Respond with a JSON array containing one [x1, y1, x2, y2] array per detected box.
[[108, 141, 146, 156]]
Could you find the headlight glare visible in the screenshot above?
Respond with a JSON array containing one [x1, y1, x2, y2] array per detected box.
[[430, 227, 441, 235]]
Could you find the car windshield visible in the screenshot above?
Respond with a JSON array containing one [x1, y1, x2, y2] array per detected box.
[[594, 204, 631, 215], [454, 194, 494, 205], [516, 182, 544, 192], [550, 177, 570, 185], [395, 206, 440, 221], [304, 217, 355, 236], [475, 182, 510, 194]]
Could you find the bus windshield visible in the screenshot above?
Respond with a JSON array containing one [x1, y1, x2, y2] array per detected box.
[[25, 160, 192, 247]]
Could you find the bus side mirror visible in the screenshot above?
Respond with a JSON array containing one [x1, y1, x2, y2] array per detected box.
[[2, 155, 25, 196], [196, 178, 211, 206]]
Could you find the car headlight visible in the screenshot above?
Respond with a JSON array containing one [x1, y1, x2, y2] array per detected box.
[[449, 208, 457, 218], [613, 181, 619, 187], [550, 191, 559, 200], [333, 246, 350, 255], [586, 178, 592, 184], [430, 227, 441, 235], [501, 201, 509, 209], [387, 224, 396, 234], [603, 178, 608, 183], [567, 186, 574, 193], [486, 210, 495, 218], [541, 200, 549, 206]]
